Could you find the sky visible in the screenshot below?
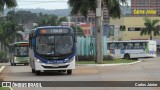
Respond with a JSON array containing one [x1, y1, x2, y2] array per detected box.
[[16, 0, 131, 10], [16, 0, 69, 10]]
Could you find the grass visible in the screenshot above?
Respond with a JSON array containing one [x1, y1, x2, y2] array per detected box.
[[76, 59, 138, 64], [0, 87, 10, 90]]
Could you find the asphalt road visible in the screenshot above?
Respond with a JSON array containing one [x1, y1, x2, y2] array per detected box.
[[1, 57, 160, 90]]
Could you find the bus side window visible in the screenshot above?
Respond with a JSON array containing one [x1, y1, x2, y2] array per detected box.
[[121, 43, 124, 49], [143, 42, 147, 49], [116, 43, 121, 49], [107, 43, 110, 49], [29, 34, 33, 49], [110, 43, 115, 49], [140, 42, 146, 49], [134, 43, 139, 49], [123, 43, 127, 49]]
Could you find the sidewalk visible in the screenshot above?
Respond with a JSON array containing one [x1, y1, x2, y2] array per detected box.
[[76, 60, 141, 66]]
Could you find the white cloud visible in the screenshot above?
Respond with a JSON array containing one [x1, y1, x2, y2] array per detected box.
[[17, 0, 68, 10]]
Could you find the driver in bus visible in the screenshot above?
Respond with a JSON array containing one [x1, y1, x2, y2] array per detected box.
[[48, 46, 55, 54], [17, 49, 21, 55]]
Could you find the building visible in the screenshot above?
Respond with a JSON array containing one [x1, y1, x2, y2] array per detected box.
[[131, 0, 160, 16], [109, 17, 160, 44], [121, 6, 131, 16], [74, 0, 109, 23]]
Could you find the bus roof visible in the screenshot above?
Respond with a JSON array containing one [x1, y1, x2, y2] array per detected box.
[[36, 26, 72, 29], [9, 42, 29, 46], [107, 40, 156, 43]]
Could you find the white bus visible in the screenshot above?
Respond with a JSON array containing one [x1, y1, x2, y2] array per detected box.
[[9, 42, 29, 66], [107, 40, 157, 60], [29, 26, 76, 75]]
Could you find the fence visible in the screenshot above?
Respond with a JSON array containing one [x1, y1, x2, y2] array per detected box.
[[76, 36, 108, 57]]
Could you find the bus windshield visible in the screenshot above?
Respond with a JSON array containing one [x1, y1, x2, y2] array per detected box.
[[15, 46, 29, 56], [36, 35, 73, 56]]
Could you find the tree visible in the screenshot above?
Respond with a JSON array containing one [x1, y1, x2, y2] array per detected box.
[[15, 11, 39, 25], [71, 26, 85, 37], [68, 0, 127, 63], [38, 14, 68, 26], [0, 0, 17, 12], [68, 0, 127, 18], [0, 11, 23, 51], [140, 17, 160, 40], [0, 0, 17, 51]]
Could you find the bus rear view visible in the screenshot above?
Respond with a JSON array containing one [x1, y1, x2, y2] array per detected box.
[[29, 26, 76, 75]]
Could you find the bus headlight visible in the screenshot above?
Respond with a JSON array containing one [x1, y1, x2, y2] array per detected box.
[[36, 59, 41, 63], [64, 58, 69, 61], [14, 57, 17, 60]]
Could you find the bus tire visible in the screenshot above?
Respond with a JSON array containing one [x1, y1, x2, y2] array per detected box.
[[124, 54, 130, 60], [11, 63, 13, 66], [32, 69, 35, 73], [35, 70, 40, 75], [13, 63, 16, 66], [133, 58, 138, 60], [67, 70, 72, 75], [24, 63, 29, 66]]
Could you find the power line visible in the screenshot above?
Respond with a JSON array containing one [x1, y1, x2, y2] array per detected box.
[[17, 0, 67, 3], [19, 2, 67, 5], [18, 0, 68, 5]]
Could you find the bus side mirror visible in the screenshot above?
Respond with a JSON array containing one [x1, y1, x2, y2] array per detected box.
[[32, 38, 35, 46]]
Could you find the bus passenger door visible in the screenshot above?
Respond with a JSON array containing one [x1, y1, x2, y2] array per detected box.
[[114, 43, 121, 58], [115, 49, 121, 58]]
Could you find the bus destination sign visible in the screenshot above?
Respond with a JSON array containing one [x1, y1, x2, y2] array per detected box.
[[40, 28, 69, 34], [15, 43, 29, 47]]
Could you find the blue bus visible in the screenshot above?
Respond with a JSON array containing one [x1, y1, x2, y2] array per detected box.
[[29, 26, 76, 75]]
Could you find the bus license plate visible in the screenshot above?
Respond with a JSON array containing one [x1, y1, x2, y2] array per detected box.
[[52, 64, 59, 67]]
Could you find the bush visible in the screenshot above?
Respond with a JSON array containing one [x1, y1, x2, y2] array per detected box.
[[0, 52, 9, 63], [103, 55, 115, 60], [77, 55, 115, 61]]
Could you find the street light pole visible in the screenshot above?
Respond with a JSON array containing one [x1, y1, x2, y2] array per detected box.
[[96, 0, 103, 64]]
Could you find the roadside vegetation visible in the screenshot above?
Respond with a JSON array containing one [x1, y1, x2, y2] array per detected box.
[[140, 17, 160, 40], [0, 87, 10, 90], [0, 51, 9, 63], [76, 59, 138, 64]]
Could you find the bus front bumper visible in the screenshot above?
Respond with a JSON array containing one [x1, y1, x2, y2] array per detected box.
[[34, 60, 75, 71]]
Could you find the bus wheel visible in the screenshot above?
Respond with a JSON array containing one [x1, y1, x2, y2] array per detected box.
[[24, 63, 29, 66], [13, 63, 16, 66], [32, 69, 35, 73], [35, 71, 40, 75], [133, 58, 138, 60], [124, 54, 130, 60], [67, 70, 72, 75]]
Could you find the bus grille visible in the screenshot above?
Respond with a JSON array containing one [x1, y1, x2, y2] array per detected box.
[[41, 65, 69, 68]]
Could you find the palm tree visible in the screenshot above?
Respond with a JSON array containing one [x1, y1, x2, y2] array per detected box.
[[68, 0, 127, 63], [68, 0, 127, 18], [0, 0, 17, 12], [140, 17, 160, 40], [48, 15, 68, 26], [71, 26, 85, 37]]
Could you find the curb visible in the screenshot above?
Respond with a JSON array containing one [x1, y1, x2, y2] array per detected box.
[[76, 60, 141, 66], [0, 66, 13, 90], [0, 66, 5, 74], [9, 87, 13, 90]]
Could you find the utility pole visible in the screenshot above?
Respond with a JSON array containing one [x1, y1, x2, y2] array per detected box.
[[96, 0, 103, 64], [75, 16, 78, 62]]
